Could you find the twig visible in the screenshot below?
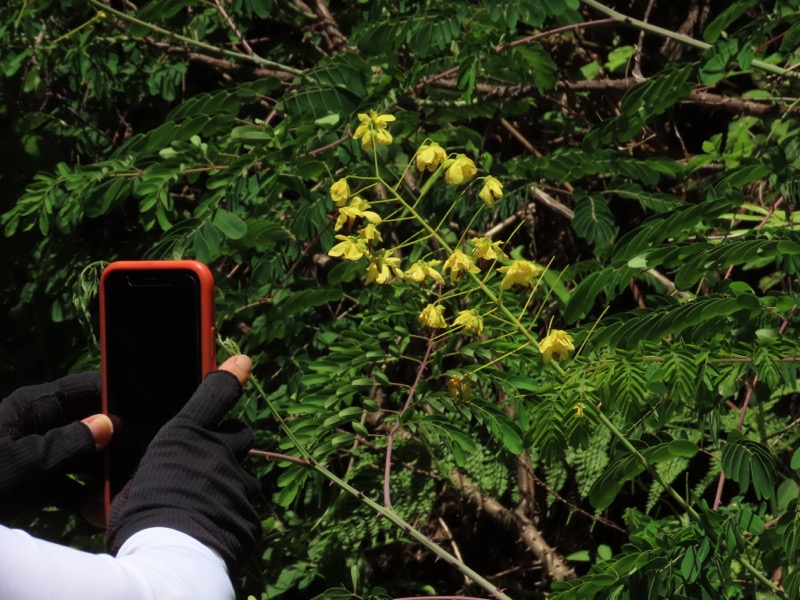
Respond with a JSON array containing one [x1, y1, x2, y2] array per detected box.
[[632, 0, 657, 80], [248, 374, 514, 600], [384, 336, 434, 508], [211, 0, 254, 56], [579, 0, 800, 81], [438, 517, 471, 587], [412, 19, 615, 93], [87, 0, 305, 77], [450, 470, 575, 582]]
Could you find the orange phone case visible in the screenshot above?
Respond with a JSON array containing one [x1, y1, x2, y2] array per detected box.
[[99, 260, 216, 516]]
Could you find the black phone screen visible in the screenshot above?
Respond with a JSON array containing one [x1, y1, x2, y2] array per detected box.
[[103, 269, 203, 495]]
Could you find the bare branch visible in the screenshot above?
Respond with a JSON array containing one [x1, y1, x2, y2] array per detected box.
[[450, 469, 576, 582]]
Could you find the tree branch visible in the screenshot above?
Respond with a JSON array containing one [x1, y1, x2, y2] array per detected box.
[[450, 469, 575, 582]]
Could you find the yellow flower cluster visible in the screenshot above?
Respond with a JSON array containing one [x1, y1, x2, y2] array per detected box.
[[418, 304, 484, 337], [328, 111, 571, 366]]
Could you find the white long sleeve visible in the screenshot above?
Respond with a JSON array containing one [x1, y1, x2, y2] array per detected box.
[[0, 525, 234, 600]]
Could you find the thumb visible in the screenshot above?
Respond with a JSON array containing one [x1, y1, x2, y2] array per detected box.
[[81, 414, 114, 450]]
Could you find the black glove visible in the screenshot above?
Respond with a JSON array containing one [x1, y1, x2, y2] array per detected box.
[[106, 370, 262, 574], [0, 373, 103, 513]]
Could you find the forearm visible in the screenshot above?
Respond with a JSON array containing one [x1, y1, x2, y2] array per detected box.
[[0, 525, 234, 600]]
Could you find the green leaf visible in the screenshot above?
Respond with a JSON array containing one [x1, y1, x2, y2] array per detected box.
[[572, 190, 618, 248], [514, 44, 557, 93], [703, 0, 759, 42], [680, 538, 710, 583], [721, 434, 777, 500], [238, 220, 292, 250], [699, 38, 739, 86], [212, 208, 248, 240]]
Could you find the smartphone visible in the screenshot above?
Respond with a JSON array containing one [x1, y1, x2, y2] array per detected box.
[[100, 260, 216, 513]]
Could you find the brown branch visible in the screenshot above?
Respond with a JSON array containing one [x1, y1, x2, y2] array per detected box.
[[430, 75, 794, 119], [309, 0, 349, 53], [211, 0, 255, 56], [145, 39, 295, 81], [558, 78, 791, 118], [450, 469, 576, 582]]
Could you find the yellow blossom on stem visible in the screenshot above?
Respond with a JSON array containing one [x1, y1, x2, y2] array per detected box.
[[330, 178, 350, 207], [419, 303, 447, 329], [574, 402, 586, 419], [404, 260, 444, 285], [443, 249, 480, 281], [445, 154, 477, 185], [498, 260, 542, 290], [358, 223, 382, 245], [478, 176, 503, 208], [470, 237, 507, 261], [538, 329, 575, 363], [453, 310, 484, 336], [415, 142, 447, 172], [335, 196, 382, 231], [328, 235, 369, 261], [365, 250, 403, 285], [447, 375, 472, 402], [353, 110, 396, 151]]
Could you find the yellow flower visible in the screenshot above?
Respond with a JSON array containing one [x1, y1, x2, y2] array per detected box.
[[415, 142, 447, 172], [330, 178, 350, 207], [538, 329, 575, 363], [445, 154, 477, 185], [470, 237, 507, 261], [365, 251, 403, 285], [419, 303, 447, 329], [447, 375, 471, 402], [353, 110, 396, 151], [452, 310, 483, 336], [498, 260, 542, 290], [358, 223, 382, 245], [478, 176, 503, 208], [404, 260, 445, 285], [335, 196, 382, 231], [574, 402, 586, 419], [442, 249, 480, 281], [328, 235, 369, 261]]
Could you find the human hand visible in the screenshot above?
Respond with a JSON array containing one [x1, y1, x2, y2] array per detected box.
[[0, 373, 114, 517], [106, 355, 262, 575]]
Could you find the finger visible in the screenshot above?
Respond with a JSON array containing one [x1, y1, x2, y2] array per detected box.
[[0, 373, 102, 435], [0, 422, 95, 496], [81, 414, 114, 450], [218, 355, 252, 386]]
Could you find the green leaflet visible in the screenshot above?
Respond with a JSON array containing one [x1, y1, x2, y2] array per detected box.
[[589, 435, 699, 509], [571, 189, 618, 249], [721, 431, 777, 501]]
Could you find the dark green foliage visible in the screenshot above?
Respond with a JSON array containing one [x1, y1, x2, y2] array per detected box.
[[4, 0, 800, 598]]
